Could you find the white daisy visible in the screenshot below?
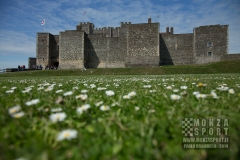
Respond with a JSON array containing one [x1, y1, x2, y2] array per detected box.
[[196, 94, 207, 99], [100, 105, 110, 111], [170, 94, 181, 100], [76, 104, 90, 114], [8, 105, 21, 115], [45, 87, 53, 92], [135, 106, 140, 111], [37, 86, 44, 90], [210, 91, 219, 99], [63, 91, 73, 96], [50, 112, 67, 123], [193, 91, 200, 95], [180, 86, 188, 90], [72, 86, 78, 90], [56, 89, 63, 93], [128, 91, 137, 97], [143, 85, 151, 88], [111, 102, 120, 107], [105, 90, 115, 96], [51, 107, 63, 113], [25, 99, 40, 106], [75, 94, 88, 101], [97, 87, 107, 91], [166, 86, 172, 90], [149, 90, 157, 93], [56, 129, 78, 141], [90, 84, 96, 88], [173, 89, 179, 93], [217, 86, 229, 91], [228, 89, 235, 94], [11, 112, 25, 118], [123, 95, 130, 99], [81, 90, 88, 93], [95, 101, 103, 107], [11, 87, 17, 90], [6, 90, 14, 93]]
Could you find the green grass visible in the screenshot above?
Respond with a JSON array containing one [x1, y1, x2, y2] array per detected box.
[[0, 73, 240, 160], [1, 59, 240, 77]]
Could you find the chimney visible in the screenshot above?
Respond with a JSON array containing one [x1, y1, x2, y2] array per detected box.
[[166, 27, 169, 33], [148, 16, 151, 23], [170, 27, 174, 34]]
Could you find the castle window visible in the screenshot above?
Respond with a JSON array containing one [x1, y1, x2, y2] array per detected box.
[[57, 45, 59, 51], [207, 52, 212, 56], [207, 42, 213, 47]]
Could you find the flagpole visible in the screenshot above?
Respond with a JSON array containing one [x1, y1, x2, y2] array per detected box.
[[44, 19, 45, 32]]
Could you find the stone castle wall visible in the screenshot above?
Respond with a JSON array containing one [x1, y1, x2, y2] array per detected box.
[[126, 23, 160, 67], [58, 30, 85, 69], [36, 33, 50, 67], [34, 19, 239, 69], [193, 25, 228, 64], [221, 53, 240, 61], [160, 33, 194, 65], [28, 57, 36, 69]]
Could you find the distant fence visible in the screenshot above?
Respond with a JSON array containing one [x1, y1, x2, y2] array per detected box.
[[0, 69, 6, 73]]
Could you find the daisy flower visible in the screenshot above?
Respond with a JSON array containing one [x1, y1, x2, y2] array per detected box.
[[123, 95, 130, 99], [193, 91, 200, 95], [51, 107, 63, 113], [166, 86, 172, 90], [228, 89, 235, 94], [143, 85, 151, 88], [75, 94, 88, 101], [6, 90, 14, 93], [196, 94, 207, 99], [180, 86, 188, 90], [100, 105, 110, 111], [135, 106, 140, 111], [97, 87, 107, 91], [11, 112, 25, 118], [217, 86, 229, 91], [90, 84, 96, 88], [95, 101, 103, 107], [173, 89, 179, 93], [56, 89, 63, 93], [105, 90, 115, 96], [210, 91, 219, 99], [81, 90, 88, 93], [25, 99, 40, 106], [8, 105, 21, 115], [56, 129, 78, 141], [76, 104, 90, 114], [128, 91, 136, 97], [49, 112, 67, 122], [63, 91, 73, 96], [170, 94, 181, 100]]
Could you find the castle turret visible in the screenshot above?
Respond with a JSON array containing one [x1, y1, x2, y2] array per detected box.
[[148, 17, 151, 23], [166, 27, 169, 33], [170, 27, 174, 34], [76, 22, 94, 34]]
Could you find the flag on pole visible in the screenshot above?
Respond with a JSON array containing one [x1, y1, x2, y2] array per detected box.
[[41, 19, 45, 25], [83, 11, 86, 15]]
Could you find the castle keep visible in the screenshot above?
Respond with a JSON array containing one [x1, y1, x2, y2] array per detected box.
[[34, 18, 239, 69]]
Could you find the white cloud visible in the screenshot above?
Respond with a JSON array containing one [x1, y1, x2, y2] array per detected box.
[[0, 30, 35, 56]]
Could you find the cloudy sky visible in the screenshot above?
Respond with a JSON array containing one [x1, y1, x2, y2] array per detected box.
[[0, 0, 239, 69]]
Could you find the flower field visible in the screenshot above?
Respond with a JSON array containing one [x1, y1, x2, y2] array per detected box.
[[0, 74, 240, 160]]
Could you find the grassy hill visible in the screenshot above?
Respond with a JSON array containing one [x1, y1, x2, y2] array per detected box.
[[1, 59, 240, 77]]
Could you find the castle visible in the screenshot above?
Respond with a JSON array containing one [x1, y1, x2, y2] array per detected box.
[[31, 18, 240, 69]]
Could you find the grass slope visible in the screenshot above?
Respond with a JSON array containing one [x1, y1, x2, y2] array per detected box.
[[1, 59, 239, 77]]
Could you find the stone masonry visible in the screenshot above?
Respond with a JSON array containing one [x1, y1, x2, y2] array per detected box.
[[34, 18, 240, 69]]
